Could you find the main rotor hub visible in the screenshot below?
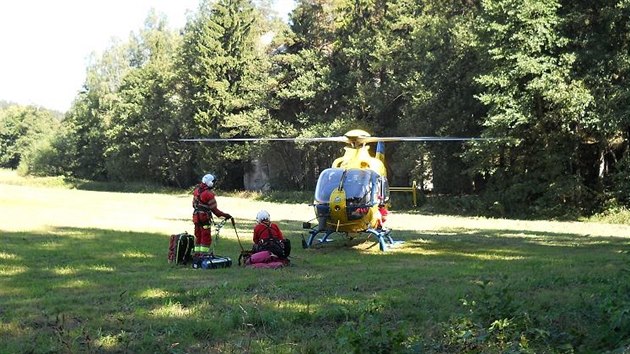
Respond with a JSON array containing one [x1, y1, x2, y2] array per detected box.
[[344, 129, 371, 147]]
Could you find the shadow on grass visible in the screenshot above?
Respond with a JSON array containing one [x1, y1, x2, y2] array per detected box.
[[2, 225, 630, 352]]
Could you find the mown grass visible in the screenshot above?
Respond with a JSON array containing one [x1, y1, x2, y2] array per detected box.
[[2, 169, 630, 352], [2, 225, 630, 353], [0, 169, 186, 194]]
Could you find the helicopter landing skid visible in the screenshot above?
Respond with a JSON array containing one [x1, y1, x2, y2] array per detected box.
[[303, 227, 402, 252], [365, 228, 403, 251], [303, 229, 337, 249]]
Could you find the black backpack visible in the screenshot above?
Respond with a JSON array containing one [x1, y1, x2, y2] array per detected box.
[[254, 227, 291, 259]]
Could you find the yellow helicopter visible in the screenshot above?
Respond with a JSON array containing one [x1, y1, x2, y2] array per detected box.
[[181, 129, 485, 251], [303, 129, 394, 251]]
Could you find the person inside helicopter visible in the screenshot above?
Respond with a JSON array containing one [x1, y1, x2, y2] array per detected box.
[[343, 170, 374, 206], [314, 168, 376, 206]]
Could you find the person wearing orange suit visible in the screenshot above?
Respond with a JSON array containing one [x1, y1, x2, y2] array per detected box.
[[192, 173, 232, 255]]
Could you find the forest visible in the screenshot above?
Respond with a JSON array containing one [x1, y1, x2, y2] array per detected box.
[[1, 0, 629, 219]]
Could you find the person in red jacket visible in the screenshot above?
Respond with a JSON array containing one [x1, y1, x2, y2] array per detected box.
[[253, 210, 284, 244], [252, 210, 290, 258], [192, 173, 232, 255]]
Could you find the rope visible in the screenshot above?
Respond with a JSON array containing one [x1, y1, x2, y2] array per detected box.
[[231, 218, 246, 252], [231, 218, 255, 266], [212, 218, 227, 254]]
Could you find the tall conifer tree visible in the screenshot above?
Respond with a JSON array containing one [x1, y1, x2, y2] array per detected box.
[[473, 0, 594, 216], [178, 0, 271, 187]]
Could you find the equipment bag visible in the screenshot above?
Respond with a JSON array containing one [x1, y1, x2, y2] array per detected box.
[[168, 232, 195, 265], [191, 254, 232, 269], [254, 238, 291, 259], [243, 250, 290, 269]]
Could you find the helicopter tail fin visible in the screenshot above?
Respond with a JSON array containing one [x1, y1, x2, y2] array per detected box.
[[375, 141, 385, 164]]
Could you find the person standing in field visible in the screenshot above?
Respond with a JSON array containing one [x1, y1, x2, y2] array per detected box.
[[192, 173, 232, 255]]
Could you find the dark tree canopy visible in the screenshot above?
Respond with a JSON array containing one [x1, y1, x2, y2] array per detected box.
[[2, 0, 629, 217]]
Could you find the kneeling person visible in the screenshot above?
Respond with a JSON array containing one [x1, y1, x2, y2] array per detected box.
[[252, 210, 290, 259]]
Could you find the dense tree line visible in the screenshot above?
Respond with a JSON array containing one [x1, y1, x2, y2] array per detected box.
[[1, 0, 628, 218]]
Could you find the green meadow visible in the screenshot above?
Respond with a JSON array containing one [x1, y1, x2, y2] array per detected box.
[[1, 171, 630, 353]]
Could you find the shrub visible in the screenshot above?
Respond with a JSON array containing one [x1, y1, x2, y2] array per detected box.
[[18, 129, 75, 177]]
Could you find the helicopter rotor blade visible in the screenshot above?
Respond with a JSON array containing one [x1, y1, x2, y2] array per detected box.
[[180, 134, 493, 144], [180, 136, 351, 143], [357, 136, 494, 144]]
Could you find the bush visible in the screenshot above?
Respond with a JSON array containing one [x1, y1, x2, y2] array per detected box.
[[18, 129, 75, 177], [0, 105, 60, 169], [586, 200, 630, 225]]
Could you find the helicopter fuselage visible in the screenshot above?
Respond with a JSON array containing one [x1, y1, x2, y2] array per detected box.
[[311, 144, 390, 234]]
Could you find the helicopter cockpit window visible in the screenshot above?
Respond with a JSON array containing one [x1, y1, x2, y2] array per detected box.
[[314, 168, 344, 203], [343, 169, 377, 206], [314, 168, 378, 206]]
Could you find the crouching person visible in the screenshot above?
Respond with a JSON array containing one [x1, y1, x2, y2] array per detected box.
[[245, 210, 291, 268]]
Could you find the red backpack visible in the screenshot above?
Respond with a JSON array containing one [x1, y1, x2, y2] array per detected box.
[[168, 232, 194, 265]]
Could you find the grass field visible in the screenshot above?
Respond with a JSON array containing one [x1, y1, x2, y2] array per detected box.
[[1, 170, 630, 353]]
